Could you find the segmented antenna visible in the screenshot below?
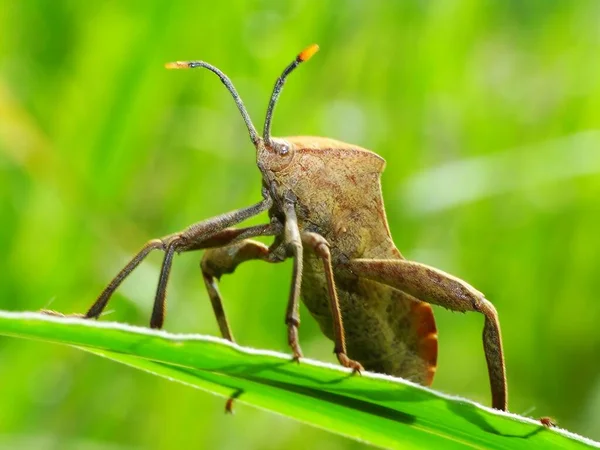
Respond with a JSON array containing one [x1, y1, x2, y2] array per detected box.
[[165, 60, 260, 145], [263, 44, 319, 146], [165, 44, 319, 148]]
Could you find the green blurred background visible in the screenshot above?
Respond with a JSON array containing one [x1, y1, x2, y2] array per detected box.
[[1, 1, 599, 448]]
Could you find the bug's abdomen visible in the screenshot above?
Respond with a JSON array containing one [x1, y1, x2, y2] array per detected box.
[[301, 256, 438, 386]]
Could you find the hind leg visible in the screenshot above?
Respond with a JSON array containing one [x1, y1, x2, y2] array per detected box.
[[348, 258, 507, 411]]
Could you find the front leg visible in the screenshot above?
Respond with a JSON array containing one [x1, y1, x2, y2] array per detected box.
[[282, 199, 304, 361], [348, 258, 507, 411], [83, 195, 272, 327]]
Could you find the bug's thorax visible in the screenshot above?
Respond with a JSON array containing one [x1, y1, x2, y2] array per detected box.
[[258, 136, 398, 261]]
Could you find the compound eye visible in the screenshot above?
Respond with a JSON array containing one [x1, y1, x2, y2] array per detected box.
[[279, 143, 290, 155]]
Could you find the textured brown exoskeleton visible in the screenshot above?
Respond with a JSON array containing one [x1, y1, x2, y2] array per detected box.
[[78, 45, 507, 411]]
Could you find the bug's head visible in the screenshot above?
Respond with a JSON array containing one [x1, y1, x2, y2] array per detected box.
[[165, 44, 319, 183]]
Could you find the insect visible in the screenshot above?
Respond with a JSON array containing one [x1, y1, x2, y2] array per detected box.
[[72, 44, 508, 411]]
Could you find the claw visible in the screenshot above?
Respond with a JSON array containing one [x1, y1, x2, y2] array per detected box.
[[337, 352, 364, 375], [291, 350, 303, 364], [539, 416, 556, 428], [287, 318, 303, 363], [225, 397, 235, 414], [225, 389, 244, 414], [350, 361, 364, 375]]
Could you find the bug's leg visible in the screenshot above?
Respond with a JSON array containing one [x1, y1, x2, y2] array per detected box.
[[539, 417, 556, 428], [200, 236, 285, 416], [225, 389, 244, 414], [86, 194, 273, 326], [150, 217, 280, 330], [201, 238, 285, 342], [85, 237, 169, 319], [185, 222, 280, 251], [348, 258, 507, 411], [283, 200, 304, 361], [301, 232, 363, 373]]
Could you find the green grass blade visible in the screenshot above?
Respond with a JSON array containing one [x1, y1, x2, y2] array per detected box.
[[0, 311, 596, 450]]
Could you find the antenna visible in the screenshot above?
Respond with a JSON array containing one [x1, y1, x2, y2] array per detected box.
[[165, 60, 260, 145], [263, 44, 319, 146]]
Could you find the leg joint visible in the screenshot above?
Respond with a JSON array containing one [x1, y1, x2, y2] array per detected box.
[[287, 240, 302, 256], [475, 297, 498, 321], [285, 317, 300, 328], [314, 242, 331, 260], [301, 232, 331, 259], [200, 255, 218, 279]]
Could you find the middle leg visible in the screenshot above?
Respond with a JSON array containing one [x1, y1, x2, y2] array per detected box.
[[302, 232, 363, 373], [201, 238, 284, 342], [282, 199, 304, 361], [348, 258, 507, 411]]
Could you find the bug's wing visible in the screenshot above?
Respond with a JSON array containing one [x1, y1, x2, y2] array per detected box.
[[301, 262, 438, 387], [347, 280, 438, 387]]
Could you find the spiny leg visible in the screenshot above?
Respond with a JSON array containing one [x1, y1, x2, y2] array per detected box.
[[185, 221, 281, 251], [86, 238, 168, 319], [201, 237, 285, 415], [201, 238, 284, 342], [149, 220, 281, 330], [83, 193, 273, 326], [301, 232, 363, 373], [283, 200, 303, 361], [348, 258, 507, 411]]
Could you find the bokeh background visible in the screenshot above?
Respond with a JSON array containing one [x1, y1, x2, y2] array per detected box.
[[1, 1, 599, 448]]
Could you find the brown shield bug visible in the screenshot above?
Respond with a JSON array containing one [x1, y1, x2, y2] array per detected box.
[[69, 44, 507, 411]]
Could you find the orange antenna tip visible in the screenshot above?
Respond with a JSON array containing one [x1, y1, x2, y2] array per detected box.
[[165, 61, 190, 69], [298, 44, 319, 62]]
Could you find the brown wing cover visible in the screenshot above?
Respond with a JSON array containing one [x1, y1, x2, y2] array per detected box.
[[350, 285, 438, 387]]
